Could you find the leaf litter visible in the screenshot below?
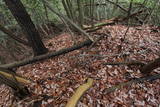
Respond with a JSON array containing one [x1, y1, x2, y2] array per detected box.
[[0, 25, 160, 106]]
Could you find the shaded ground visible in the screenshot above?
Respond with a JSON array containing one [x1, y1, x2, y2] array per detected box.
[[0, 25, 160, 106]]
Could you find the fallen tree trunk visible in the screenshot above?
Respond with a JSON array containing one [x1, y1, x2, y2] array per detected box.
[[104, 57, 160, 74], [104, 73, 160, 94], [104, 60, 145, 66], [105, 0, 143, 24], [0, 39, 92, 69], [0, 68, 31, 84], [0, 68, 30, 99], [84, 10, 144, 30]]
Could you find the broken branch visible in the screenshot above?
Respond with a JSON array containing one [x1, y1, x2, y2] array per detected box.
[[104, 73, 160, 94], [66, 78, 93, 107], [0, 68, 30, 99], [0, 69, 31, 84]]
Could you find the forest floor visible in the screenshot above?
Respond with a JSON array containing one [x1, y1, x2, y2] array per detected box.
[[0, 25, 160, 107]]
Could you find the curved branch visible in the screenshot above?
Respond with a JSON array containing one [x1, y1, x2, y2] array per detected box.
[[66, 78, 93, 107]]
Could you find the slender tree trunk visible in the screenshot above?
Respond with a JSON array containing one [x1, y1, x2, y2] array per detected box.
[[62, 0, 72, 19], [4, 0, 48, 56], [77, 0, 84, 28]]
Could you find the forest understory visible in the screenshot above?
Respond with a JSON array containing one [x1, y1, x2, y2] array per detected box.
[[0, 24, 160, 106]]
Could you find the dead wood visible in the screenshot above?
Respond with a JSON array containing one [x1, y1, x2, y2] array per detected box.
[[104, 60, 145, 66], [104, 57, 160, 74], [83, 17, 119, 30], [86, 27, 102, 32], [104, 73, 160, 94], [84, 10, 144, 30], [66, 78, 93, 107], [105, 0, 143, 24], [0, 68, 30, 99], [0, 67, 31, 84], [0, 39, 92, 69], [141, 57, 160, 74]]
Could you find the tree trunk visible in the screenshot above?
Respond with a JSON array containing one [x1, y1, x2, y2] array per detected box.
[[4, 0, 48, 56], [77, 0, 84, 28]]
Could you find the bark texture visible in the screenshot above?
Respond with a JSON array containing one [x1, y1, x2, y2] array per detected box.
[[4, 0, 48, 56]]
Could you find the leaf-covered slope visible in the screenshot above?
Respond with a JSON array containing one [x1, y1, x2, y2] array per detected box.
[[0, 25, 160, 106]]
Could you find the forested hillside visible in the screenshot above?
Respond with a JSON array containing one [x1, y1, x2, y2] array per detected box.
[[0, 0, 159, 106]]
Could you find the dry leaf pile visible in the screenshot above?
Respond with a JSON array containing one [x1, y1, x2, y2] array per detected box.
[[0, 25, 160, 106]]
